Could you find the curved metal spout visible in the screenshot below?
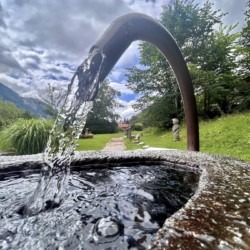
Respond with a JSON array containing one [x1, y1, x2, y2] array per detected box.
[[86, 13, 199, 151]]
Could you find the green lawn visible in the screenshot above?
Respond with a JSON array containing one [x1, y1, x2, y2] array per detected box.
[[76, 132, 124, 151], [1, 113, 249, 162], [125, 112, 250, 162]]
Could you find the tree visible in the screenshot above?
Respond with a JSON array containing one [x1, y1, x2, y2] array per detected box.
[[126, 0, 226, 128], [0, 99, 33, 129], [133, 122, 143, 131], [85, 79, 122, 133], [236, 0, 250, 110], [190, 25, 243, 117], [237, 0, 250, 80]]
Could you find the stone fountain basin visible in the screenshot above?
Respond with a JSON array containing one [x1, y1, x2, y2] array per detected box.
[[0, 150, 249, 249]]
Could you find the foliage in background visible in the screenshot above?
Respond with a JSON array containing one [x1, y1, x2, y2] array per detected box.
[[85, 118, 118, 134], [130, 94, 184, 129], [238, 0, 250, 78], [0, 119, 53, 154], [126, 0, 250, 128], [191, 24, 250, 117], [85, 79, 122, 134], [126, 0, 226, 128], [133, 122, 143, 131], [0, 99, 33, 130]]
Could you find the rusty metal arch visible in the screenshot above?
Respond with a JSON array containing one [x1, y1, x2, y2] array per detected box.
[[89, 13, 199, 151]]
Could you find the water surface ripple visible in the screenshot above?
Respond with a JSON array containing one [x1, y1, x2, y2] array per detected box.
[[0, 163, 199, 249]]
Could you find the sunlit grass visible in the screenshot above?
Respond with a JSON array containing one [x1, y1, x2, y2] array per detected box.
[[199, 113, 250, 162], [76, 132, 124, 151], [125, 112, 250, 162], [1, 113, 249, 162]]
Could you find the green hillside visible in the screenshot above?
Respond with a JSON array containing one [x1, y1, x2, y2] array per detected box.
[[125, 113, 250, 162], [0, 82, 49, 118]]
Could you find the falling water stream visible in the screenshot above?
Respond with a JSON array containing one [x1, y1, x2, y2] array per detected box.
[[20, 48, 105, 215]]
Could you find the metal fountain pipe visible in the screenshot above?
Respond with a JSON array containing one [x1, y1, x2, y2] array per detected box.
[[90, 13, 199, 151]]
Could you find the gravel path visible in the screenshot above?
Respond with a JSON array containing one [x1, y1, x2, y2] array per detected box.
[[102, 137, 126, 151]]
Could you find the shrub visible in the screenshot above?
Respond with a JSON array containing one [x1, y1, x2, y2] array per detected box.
[[144, 127, 163, 135], [0, 119, 53, 154], [133, 122, 143, 131], [0, 100, 33, 130], [85, 118, 118, 134]]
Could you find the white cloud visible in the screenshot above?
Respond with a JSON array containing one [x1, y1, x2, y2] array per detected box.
[[0, 0, 165, 97], [0, 0, 247, 120], [0, 73, 29, 92], [110, 80, 134, 95], [109, 70, 122, 81], [213, 0, 247, 31], [116, 99, 138, 119], [115, 42, 140, 68], [124, 0, 164, 18], [20, 90, 44, 102], [194, 0, 247, 31]]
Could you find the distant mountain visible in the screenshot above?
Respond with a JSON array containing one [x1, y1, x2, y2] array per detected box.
[[0, 82, 49, 118]]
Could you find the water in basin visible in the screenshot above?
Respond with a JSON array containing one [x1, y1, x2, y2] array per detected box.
[[0, 162, 200, 249]]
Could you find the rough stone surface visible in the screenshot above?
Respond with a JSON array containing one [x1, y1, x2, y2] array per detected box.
[[0, 150, 250, 249]]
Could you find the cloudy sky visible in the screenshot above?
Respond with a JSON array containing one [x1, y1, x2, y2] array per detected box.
[[0, 0, 247, 119]]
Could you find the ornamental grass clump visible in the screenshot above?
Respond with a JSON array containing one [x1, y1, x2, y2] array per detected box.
[[0, 119, 53, 155]]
